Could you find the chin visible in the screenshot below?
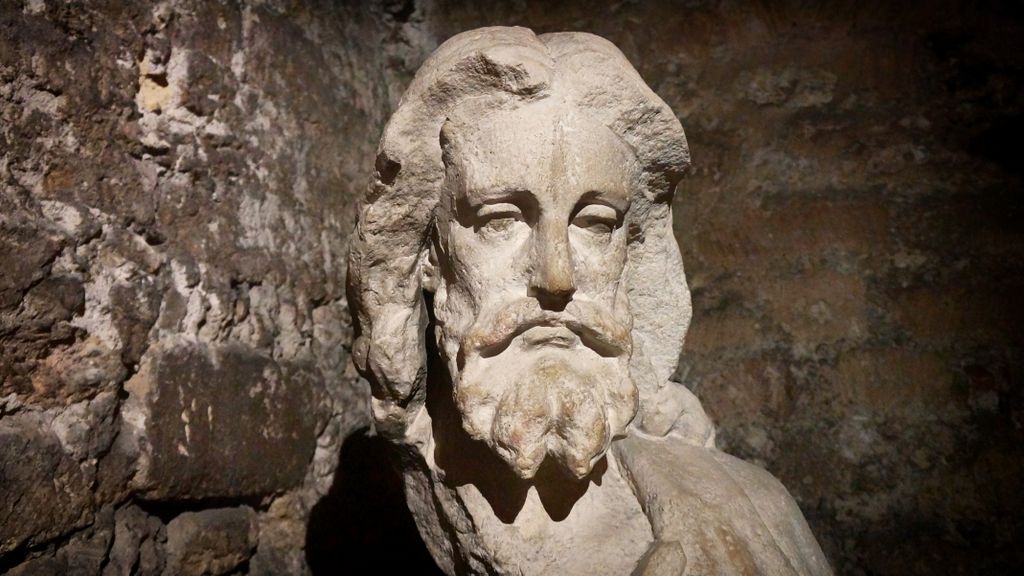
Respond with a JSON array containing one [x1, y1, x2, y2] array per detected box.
[[452, 341, 638, 480]]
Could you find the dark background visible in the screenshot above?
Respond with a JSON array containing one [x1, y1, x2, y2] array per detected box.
[[1, 1, 1021, 574]]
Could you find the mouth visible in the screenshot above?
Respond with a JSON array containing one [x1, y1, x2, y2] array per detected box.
[[520, 325, 579, 350], [463, 303, 630, 362]]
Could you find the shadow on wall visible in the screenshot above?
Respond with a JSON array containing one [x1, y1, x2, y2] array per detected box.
[[306, 428, 443, 574]]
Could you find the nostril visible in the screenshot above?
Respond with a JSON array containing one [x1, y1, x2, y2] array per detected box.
[[529, 286, 574, 311]]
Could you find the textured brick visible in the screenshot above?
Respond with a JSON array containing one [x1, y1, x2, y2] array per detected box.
[[1, 1, 1021, 575], [0, 415, 92, 554], [759, 271, 869, 348], [165, 507, 258, 576], [833, 349, 959, 416], [124, 340, 322, 500]]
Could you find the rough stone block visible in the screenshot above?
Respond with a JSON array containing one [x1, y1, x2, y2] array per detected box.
[[0, 414, 93, 554], [6, 556, 66, 576], [104, 505, 167, 576], [759, 271, 868, 348], [164, 507, 258, 576], [833, 349, 956, 416], [0, 206, 63, 310], [684, 311, 763, 356], [699, 358, 793, 424], [694, 201, 889, 272], [125, 339, 321, 500]]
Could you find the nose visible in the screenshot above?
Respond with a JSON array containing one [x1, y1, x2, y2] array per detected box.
[[528, 217, 576, 310]]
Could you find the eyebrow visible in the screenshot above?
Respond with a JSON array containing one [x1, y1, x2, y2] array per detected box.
[[460, 185, 534, 206], [454, 186, 538, 226], [578, 187, 630, 213]]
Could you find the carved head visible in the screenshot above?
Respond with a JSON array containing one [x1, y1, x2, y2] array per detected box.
[[348, 27, 695, 480]]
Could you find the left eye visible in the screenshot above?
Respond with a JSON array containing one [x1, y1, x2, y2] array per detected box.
[[571, 204, 619, 234]]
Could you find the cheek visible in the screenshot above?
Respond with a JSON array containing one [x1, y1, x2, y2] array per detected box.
[[569, 229, 627, 293], [446, 222, 531, 296]]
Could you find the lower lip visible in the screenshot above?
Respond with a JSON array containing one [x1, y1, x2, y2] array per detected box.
[[521, 326, 578, 349]]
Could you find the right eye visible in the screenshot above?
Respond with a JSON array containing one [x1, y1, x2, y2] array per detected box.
[[571, 203, 619, 236], [477, 203, 524, 234]]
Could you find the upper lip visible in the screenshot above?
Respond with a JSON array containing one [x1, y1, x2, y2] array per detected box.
[[462, 302, 630, 364]]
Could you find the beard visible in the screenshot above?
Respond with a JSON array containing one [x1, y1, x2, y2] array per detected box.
[[436, 296, 638, 480]]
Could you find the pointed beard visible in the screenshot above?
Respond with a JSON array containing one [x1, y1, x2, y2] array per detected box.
[[456, 348, 637, 480]]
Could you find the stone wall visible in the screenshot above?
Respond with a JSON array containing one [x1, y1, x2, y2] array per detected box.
[[0, 1, 416, 573], [1, 1, 1021, 575]]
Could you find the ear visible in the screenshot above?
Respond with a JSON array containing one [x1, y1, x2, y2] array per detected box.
[[624, 200, 692, 389]]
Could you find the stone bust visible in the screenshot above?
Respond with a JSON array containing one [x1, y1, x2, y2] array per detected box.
[[348, 26, 832, 575]]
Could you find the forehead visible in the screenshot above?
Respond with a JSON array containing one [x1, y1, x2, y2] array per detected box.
[[447, 100, 638, 199]]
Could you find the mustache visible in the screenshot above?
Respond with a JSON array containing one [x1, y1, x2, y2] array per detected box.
[[459, 297, 632, 360]]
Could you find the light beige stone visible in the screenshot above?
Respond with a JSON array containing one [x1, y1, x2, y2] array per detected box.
[[347, 26, 832, 575]]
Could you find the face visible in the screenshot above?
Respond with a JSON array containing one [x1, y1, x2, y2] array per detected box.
[[430, 99, 641, 480]]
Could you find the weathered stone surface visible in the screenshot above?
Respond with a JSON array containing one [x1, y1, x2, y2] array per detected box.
[[5, 556, 66, 576], [124, 339, 321, 500], [51, 390, 120, 463], [164, 507, 258, 576], [54, 505, 116, 576], [401, 2, 1023, 574], [103, 505, 167, 576], [0, 414, 92, 554], [2, 0, 386, 568], [348, 26, 830, 575], [615, 436, 831, 575], [1, 0, 1021, 574], [248, 495, 307, 576], [2, 527, 115, 576]]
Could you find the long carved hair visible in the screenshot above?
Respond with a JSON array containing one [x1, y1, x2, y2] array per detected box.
[[347, 27, 702, 441]]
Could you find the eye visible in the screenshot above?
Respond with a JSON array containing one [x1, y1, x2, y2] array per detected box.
[[571, 204, 619, 235], [477, 203, 524, 234]]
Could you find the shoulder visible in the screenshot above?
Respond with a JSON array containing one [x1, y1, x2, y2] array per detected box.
[[707, 449, 807, 526], [614, 435, 833, 576], [706, 449, 833, 575]]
